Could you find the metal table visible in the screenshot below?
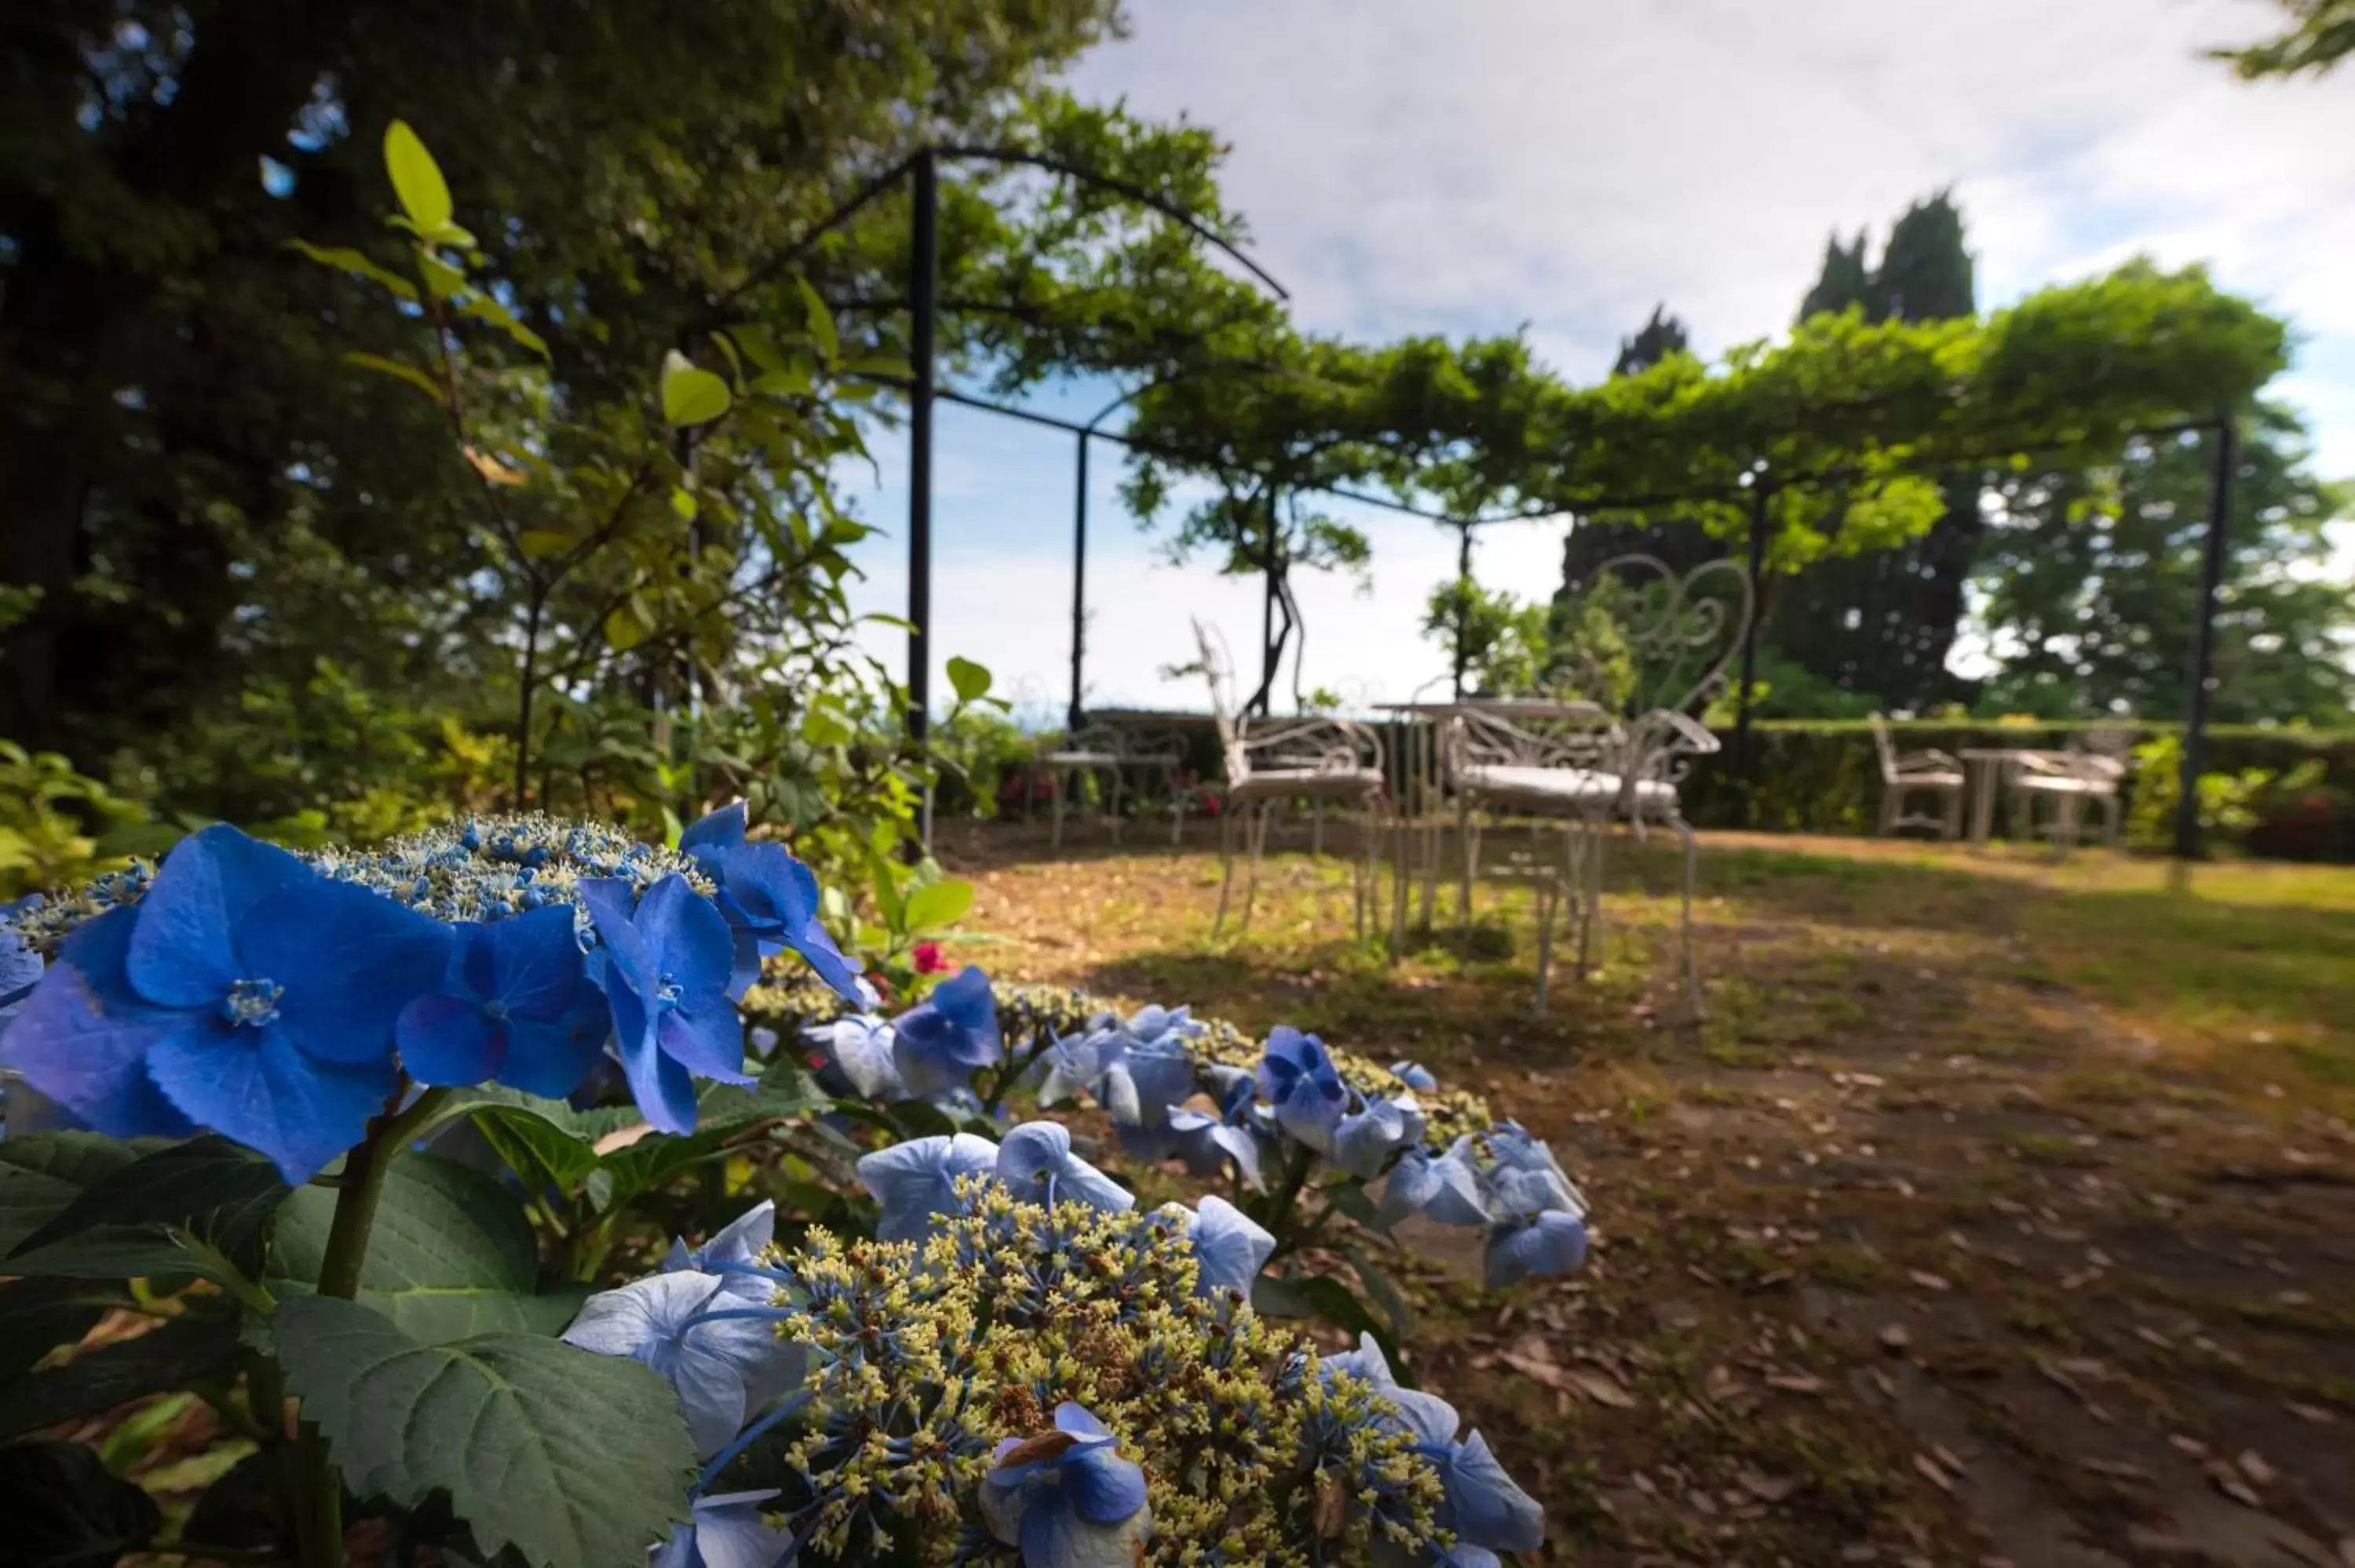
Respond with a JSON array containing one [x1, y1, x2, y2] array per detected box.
[[1957, 747, 2067, 848]]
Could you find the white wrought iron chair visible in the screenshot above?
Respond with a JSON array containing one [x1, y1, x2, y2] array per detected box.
[[2010, 722, 2130, 851], [1868, 713, 1964, 839], [1546, 552, 1756, 1019], [1192, 619, 1387, 937]]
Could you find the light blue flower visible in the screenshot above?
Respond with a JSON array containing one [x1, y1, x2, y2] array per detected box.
[[979, 1402, 1151, 1568], [0, 826, 451, 1181], [581, 874, 751, 1136], [1479, 1165, 1590, 1289], [1256, 1026, 1345, 1152], [1121, 1004, 1204, 1051], [0, 910, 42, 1027], [665, 1199, 774, 1281], [1184, 1194, 1274, 1296], [1163, 1071, 1268, 1189], [1038, 1026, 1126, 1115], [649, 1489, 792, 1568], [995, 1121, 1133, 1216], [396, 905, 609, 1099], [1335, 1336, 1544, 1555], [855, 1132, 1000, 1242], [889, 966, 1001, 1097], [1389, 1060, 1439, 1092], [808, 1015, 902, 1100], [562, 1268, 792, 1458], [1112, 1037, 1197, 1128], [1379, 1147, 1490, 1228], [1332, 1093, 1418, 1180]]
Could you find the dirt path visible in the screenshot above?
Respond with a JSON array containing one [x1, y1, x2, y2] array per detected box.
[[938, 819, 2355, 1567]]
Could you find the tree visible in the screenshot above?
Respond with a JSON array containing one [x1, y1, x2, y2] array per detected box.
[[1973, 404, 2354, 725], [1556, 303, 1722, 605], [1769, 191, 1983, 710], [0, 1, 1127, 771], [1612, 304, 1689, 377], [2214, 0, 2355, 78]]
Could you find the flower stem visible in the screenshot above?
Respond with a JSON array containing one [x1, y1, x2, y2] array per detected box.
[[293, 1085, 451, 1568], [1264, 1143, 1316, 1254]]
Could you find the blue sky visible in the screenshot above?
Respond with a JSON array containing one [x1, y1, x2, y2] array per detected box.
[[837, 0, 2355, 722]]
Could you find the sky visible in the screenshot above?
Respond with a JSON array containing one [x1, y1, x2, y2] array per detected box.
[[837, 0, 2355, 725]]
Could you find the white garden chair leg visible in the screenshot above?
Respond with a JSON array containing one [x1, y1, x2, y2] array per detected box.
[[1577, 817, 1608, 979], [1051, 768, 1068, 851], [1108, 765, 1123, 845], [1240, 801, 1275, 933], [1214, 805, 1240, 935], [1674, 817, 1703, 1022]]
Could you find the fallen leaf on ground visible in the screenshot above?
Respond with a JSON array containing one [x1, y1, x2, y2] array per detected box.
[[1567, 1369, 1637, 1409], [1879, 1324, 1912, 1352], [2239, 1449, 2278, 1487], [1908, 1270, 1952, 1293], [1911, 1453, 1955, 1493], [1737, 1470, 1797, 1502]]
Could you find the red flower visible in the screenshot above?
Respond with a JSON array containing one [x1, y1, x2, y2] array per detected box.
[[912, 941, 949, 975]]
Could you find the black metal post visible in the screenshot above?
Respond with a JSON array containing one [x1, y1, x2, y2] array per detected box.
[[1451, 522, 1473, 699], [2173, 414, 2236, 862], [1257, 490, 1279, 717], [1068, 430, 1089, 732], [1732, 482, 1770, 829], [906, 149, 938, 746]]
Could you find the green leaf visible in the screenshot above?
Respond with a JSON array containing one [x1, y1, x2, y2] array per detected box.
[[270, 1154, 574, 1343], [796, 275, 838, 366], [726, 324, 787, 374], [283, 239, 420, 302], [660, 352, 732, 428], [867, 857, 906, 928], [1321, 1179, 1391, 1235], [902, 879, 973, 933], [0, 1278, 132, 1382], [670, 486, 699, 523], [384, 120, 454, 236], [518, 529, 577, 560], [87, 821, 185, 859], [472, 1109, 602, 1194], [418, 253, 468, 302], [341, 352, 446, 407], [0, 1317, 240, 1442], [0, 1439, 161, 1568], [883, 1099, 960, 1140], [275, 1296, 694, 1568], [592, 1131, 728, 1212], [696, 1062, 827, 1138], [946, 655, 993, 706], [1344, 1245, 1414, 1340], [453, 287, 551, 358], [11, 1136, 286, 1265], [0, 1135, 144, 1256]]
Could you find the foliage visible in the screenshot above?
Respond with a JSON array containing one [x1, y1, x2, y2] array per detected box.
[[1422, 580, 1555, 695], [1973, 405, 2355, 726], [2123, 732, 2331, 852], [0, 742, 162, 901], [2213, 0, 2355, 78]]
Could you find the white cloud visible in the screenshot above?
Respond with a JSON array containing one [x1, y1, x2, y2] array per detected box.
[[838, 0, 2355, 719]]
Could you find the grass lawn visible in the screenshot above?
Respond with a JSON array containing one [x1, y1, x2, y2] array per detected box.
[[936, 816, 2355, 1568]]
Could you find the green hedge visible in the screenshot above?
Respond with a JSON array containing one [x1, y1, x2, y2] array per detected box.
[[1676, 720, 2355, 853]]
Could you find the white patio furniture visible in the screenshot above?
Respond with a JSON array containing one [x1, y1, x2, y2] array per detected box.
[[2011, 723, 2130, 851], [1193, 619, 1387, 937], [1543, 552, 1756, 1020], [1868, 713, 1964, 839], [1032, 724, 1188, 850]]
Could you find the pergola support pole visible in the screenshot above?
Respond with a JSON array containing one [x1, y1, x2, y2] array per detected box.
[[1068, 430, 1090, 733], [1732, 481, 1770, 830], [2173, 414, 2236, 862], [906, 150, 938, 749], [1451, 522, 1473, 699]]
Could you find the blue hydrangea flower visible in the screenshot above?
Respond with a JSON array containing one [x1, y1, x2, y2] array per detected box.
[[978, 1402, 1151, 1568], [995, 1121, 1133, 1216], [581, 875, 751, 1136], [1332, 1092, 1418, 1180], [1037, 1026, 1126, 1115], [1183, 1194, 1274, 1296], [680, 803, 871, 1008], [665, 1199, 774, 1282], [396, 905, 609, 1099], [855, 1132, 1000, 1242], [807, 1015, 902, 1100], [1379, 1147, 1489, 1227], [1389, 1060, 1439, 1092], [1, 826, 451, 1181], [0, 906, 42, 1026], [561, 1267, 792, 1458], [1256, 1026, 1345, 1152], [1121, 1004, 1204, 1051], [889, 966, 1001, 1098], [1335, 1336, 1544, 1555], [648, 1489, 791, 1568], [1482, 1163, 1590, 1289], [1109, 1037, 1197, 1129], [1163, 1073, 1267, 1189]]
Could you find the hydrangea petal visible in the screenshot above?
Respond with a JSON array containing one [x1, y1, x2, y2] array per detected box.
[[148, 1018, 396, 1183], [679, 802, 748, 859], [1063, 1445, 1148, 1526], [856, 1132, 999, 1242], [125, 826, 306, 1008], [1187, 1194, 1275, 1296], [248, 878, 454, 1065], [636, 877, 732, 1004], [396, 993, 503, 1086], [483, 905, 585, 1017], [659, 1005, 754, 1086], [1, 908, 199, 1139], [1446, 1430, 1546, 1552], [495, 1002, 609, 1099]]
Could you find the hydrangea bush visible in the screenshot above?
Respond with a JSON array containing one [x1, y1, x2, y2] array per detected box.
[[0, 806, 1579, 1568], [568, 1159, 1547, 1567]]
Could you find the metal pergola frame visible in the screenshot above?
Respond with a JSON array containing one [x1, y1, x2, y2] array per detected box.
[[697, 149, 2245, 865]]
